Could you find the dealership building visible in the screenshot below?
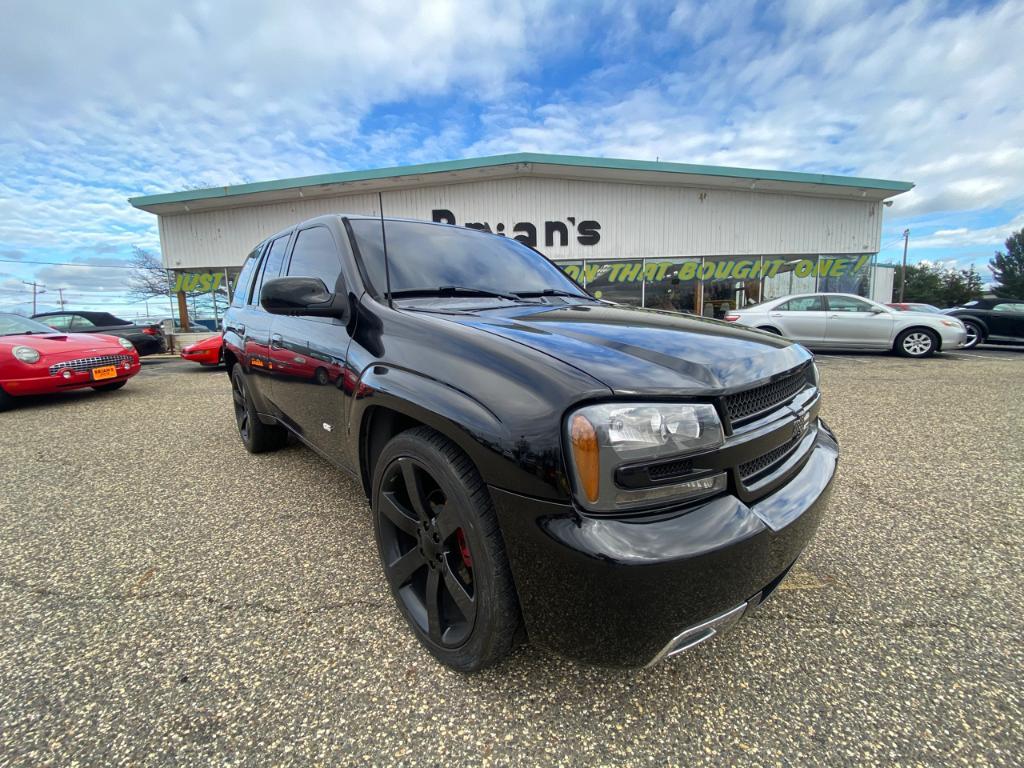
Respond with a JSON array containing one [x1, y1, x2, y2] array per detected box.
[[129, 153, 913, 318]]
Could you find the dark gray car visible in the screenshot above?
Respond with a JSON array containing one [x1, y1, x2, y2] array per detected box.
[[32, 311, 166, 355]]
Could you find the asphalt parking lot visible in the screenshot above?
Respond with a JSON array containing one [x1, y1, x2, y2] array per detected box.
[[1, 348, 1022, 766]]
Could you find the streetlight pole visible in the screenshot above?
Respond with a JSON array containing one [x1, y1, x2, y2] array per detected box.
[[899, 229, 910, 302]]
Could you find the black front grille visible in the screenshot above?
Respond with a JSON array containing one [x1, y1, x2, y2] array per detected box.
[[739, 433, 804, 482], [723, 367, 810, 426], [647, 458, 694, 481]]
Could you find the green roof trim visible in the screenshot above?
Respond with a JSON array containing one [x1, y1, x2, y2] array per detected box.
[[128, 152, 914, 208]]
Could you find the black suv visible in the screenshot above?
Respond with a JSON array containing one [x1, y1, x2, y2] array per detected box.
[[223, 215, 838, 671]]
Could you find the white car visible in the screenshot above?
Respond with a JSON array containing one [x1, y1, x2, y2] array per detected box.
[[725, 293, 967, 358]]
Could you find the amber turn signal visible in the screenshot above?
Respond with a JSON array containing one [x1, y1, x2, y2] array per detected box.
[[570, 413, 600, 504]]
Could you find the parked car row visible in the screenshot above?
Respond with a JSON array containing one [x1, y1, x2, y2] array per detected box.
[[31, 311, 166, 355], [724, 293, 967, 358], [0, 312, 140, 410], [883, 298, 1024, 349]]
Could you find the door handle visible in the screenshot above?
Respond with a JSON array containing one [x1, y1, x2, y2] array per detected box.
[[828, 314, 840, 318], [270, 333, 283, 349], [769, 312, 782, 317]]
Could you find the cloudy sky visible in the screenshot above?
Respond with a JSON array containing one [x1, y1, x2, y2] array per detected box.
[[1, 0, 1022, 315]]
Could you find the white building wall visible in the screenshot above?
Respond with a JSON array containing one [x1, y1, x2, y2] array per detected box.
[[158, 177, 884, 270], [871, 266, 896, 303]]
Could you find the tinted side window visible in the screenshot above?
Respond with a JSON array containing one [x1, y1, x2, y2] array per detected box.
[[70, 315, 97, 329], [287, 226, 342, 289], [779, 296, 824, 311], [42, 314, 73, 330], [251, 235, 290, 306], [230, 248, 261, 308], [827, 296, 873, 312], [993, 303, 1024, 313]]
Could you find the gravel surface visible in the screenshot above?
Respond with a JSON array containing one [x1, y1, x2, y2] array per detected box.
[[1, 350, 1021, 766]]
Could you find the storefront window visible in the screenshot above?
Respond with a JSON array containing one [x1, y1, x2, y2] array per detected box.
[[557, 261, 584, 289], [701, 256, 763, 319], [762, 257, 818, 301], [583, 259, 643, 306], [818, 254, 872, 295], [643, 258, 699, 313]]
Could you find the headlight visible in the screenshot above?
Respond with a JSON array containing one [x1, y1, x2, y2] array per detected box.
[[940, 319, 963, 328], [12, 345, 40, 363], [566, 402, 726, 512], [117, 337, 135, 350]]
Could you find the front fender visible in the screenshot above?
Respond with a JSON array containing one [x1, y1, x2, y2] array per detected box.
[[951, 313, 989, 334], [349, 364, 571, 501]]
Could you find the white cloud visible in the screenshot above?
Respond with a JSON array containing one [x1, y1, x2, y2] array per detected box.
[[471, 0, 1024, 223], [0, 0, 558, 258], [1, 0, 1022, 285], [908, 212, 1024, 249]]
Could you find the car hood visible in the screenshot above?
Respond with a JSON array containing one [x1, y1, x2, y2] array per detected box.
[[430, 302, 812, 395], [0, 332, 126, 355]]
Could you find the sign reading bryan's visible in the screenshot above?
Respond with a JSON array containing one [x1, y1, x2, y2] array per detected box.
[[432, 209, 601, 247]]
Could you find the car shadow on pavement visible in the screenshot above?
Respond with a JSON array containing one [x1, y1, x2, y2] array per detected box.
[[2, 387, 131, 412]]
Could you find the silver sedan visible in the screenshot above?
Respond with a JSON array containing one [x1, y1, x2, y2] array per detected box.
[[725, 293, 967, 357]]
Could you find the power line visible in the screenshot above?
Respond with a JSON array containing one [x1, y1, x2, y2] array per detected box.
[[0, 258, 164, 270]]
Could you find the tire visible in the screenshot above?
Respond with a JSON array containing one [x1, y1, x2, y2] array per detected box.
[[962, 320, 984, 349], [314, 366, 329, 385], [371, 426, 522, 672], [895, 328, 938, 358], [0, 387, 12, 412], [91, 381, 127, 392], [230, 365, 287, 453]]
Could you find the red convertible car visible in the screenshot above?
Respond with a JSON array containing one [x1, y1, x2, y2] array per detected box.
[[1, 312, 140, 409], [180, 334, 224, 366]]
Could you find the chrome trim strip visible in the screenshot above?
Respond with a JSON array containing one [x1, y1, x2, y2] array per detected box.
[[48, 354, 134, 376]]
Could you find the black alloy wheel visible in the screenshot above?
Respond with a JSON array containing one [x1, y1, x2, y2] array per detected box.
[[230, 365, 287, 453], [372, 427, 521, 672], [377, 456, 477, 647]]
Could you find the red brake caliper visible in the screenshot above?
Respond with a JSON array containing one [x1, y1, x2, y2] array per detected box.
[[455, 528, 473, 570]]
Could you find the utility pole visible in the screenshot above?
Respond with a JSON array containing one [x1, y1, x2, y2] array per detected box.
[[57, 288, 66, 310], [22, 281, 42, 314], [899, 229, 910, 302]]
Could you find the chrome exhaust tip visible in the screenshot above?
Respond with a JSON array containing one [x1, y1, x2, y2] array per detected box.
[[645, 599, 753, 668]]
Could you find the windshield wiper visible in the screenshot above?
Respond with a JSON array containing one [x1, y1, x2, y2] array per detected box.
[[511, 288, 590, 299], [390, 286, 522, 302]]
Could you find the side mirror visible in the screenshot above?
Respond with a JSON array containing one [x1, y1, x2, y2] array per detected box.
[[870, 306, 886, 314], [261, 277, 350, 322]]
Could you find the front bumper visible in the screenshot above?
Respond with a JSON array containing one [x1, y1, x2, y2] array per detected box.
[[491, 423, 838, 667], [943, 326, 968, 349], [2, 358, 140, 396], [181, 347, 220, 364]]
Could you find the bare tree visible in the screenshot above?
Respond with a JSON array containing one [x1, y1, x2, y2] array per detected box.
[[126, 247, 172, 299]]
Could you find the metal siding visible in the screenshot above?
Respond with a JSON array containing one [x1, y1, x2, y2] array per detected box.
[[157, 178, 885, 269]]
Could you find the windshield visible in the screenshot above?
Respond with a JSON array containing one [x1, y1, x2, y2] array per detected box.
[[348, 219, 589, 302], [0, 313, 62, 336]]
